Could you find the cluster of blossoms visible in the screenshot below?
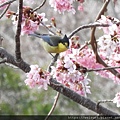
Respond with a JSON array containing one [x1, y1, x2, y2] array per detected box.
[[49, 0, 84, 14], [50, 38, 91, 96], [6, 6, 47, 35], [96, 15, 120, 83], [50, 52, 91, 96], [25, 65, 50, 90]]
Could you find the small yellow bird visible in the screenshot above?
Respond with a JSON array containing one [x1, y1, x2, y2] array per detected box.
[[29, 32, 69, 53]]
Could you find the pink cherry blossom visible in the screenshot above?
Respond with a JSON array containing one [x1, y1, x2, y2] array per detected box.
[[78, 4, 84, 11], [51, 63, 91, 96], [98, 15, 120, 38], [25, 65, 50, 90], [49, 0, 75, 14], [97, 15, 113, 34], [7, 6, 47, 35], [21, 20, 39, 35], [93, 15, 120, 83], [113, 92, 120, 107]]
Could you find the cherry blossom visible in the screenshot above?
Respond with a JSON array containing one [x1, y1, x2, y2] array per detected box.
[[6, 6, 47, 35], [77, 0, 84, 11], [25, 65, 50, 90], [49, 0, 76, 14], [78, 4, 84, 11], [97, 15, 120, 37]]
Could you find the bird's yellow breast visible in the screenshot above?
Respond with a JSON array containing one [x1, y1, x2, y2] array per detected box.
[[42, 41, 68, 53]]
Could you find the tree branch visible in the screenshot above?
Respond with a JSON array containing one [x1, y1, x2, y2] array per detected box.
[[47, 53, 59, 72], [33, 0, 46, 12], [68, 23, 109, 39], [87, 66, 120, 72], [0, 4, 10, 19], [0, 47, 30, 72], [15, 0, 23, 62], [45, 92, 60, 120], [0, 0, 16, 8], [49, 78, 118, 115], [40, 21, 56, 35]]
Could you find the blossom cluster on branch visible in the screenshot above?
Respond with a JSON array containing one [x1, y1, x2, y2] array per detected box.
[[96, 15, 120, 83], [49, 0, 84, 13], [25, 65, 50, 90], [24, 15, 120, 107], [6, 6, 47, 35]]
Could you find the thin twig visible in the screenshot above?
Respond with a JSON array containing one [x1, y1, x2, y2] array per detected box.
[[15, 0, 23, 62], [47, 53, 59, 72], [0, 4, 10, 19], [87, 66, 120, 72], [45, 92, 60, 120], [96, 100, 113, 113], [33, 0, 46, 12], [40, 21, 56, 35], [0, 0, 16, 8], [79, 41, 90, 51], [68, 21, 120, 39], [46, 55, 60, 119], [68, 23, 109, 39]]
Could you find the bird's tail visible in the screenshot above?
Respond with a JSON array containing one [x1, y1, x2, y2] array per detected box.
[[28, 32, 42, 38]]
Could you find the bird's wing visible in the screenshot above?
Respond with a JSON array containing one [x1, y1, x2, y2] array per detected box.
[[41, 36, 61, 46]]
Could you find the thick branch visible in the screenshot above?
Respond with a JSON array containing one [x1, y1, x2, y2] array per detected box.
[[15, 0, 23, 62], [0, 47, 118, 115], [50, 78, 118, 115], [0, 47, 30, 72]]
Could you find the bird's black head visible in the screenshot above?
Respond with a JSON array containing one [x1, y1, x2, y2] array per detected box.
[[62, 34, 69, 48]]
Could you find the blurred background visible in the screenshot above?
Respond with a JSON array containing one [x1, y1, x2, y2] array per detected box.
[[0, 0, 120, 115]]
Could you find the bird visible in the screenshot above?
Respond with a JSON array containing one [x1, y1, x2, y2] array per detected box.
[[28, 32, 69, 54]]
